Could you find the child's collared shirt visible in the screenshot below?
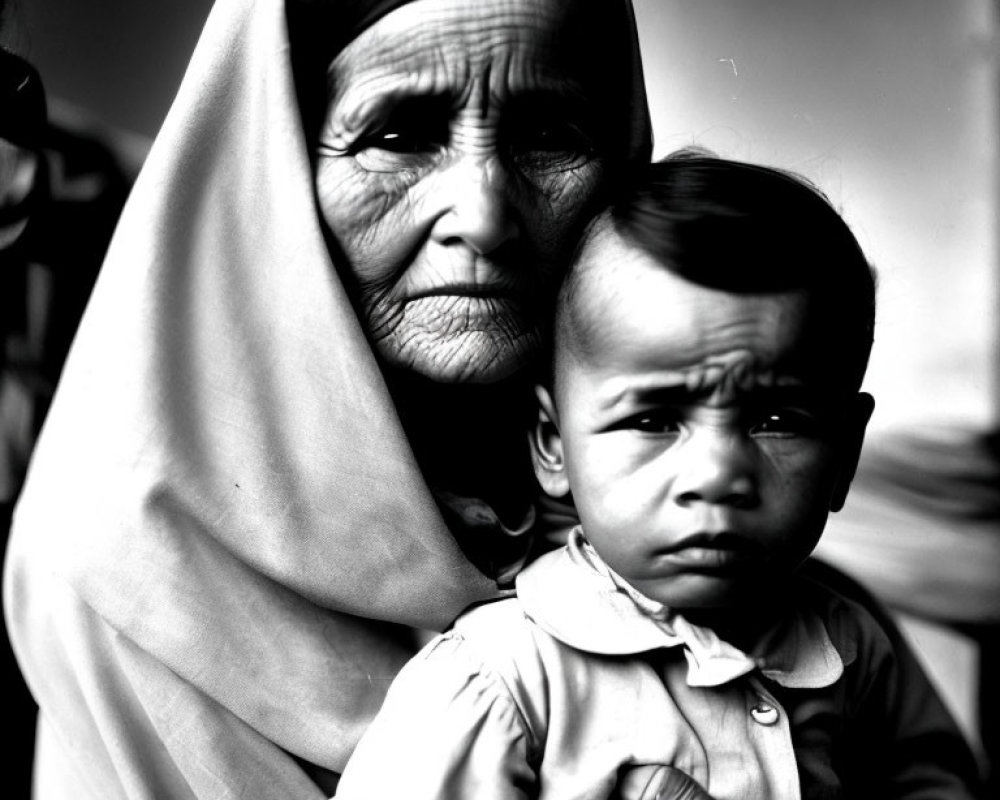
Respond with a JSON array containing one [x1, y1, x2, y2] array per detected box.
[[335, 529, 978, 800]]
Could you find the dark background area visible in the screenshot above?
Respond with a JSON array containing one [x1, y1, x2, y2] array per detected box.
[[14, 0, 211, 140]]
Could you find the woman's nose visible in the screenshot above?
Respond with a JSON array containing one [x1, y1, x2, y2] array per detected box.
[[429, 155, 519, 255], [672, 431, 759, 509]]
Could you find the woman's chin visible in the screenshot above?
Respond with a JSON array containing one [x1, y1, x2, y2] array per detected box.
[[377, 329, 539, 385]]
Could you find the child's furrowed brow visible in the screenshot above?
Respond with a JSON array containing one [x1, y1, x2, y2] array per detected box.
[[742, 383, 828, 409], [597, 374, 690, 411], [606, 367, 811, 411]]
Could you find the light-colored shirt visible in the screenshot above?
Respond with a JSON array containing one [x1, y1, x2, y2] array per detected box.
[[335, 529, 981, 800]]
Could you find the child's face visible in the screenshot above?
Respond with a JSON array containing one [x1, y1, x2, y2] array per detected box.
[[532, 231, 873, 610]]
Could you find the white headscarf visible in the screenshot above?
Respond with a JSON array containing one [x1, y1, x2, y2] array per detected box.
[[4, 0, 650, 796]]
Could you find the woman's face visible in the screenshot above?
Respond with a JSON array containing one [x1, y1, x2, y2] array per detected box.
[[316, 0, 618, 383]]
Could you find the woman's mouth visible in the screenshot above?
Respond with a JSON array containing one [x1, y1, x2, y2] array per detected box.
[[409, 281, 520, 300]]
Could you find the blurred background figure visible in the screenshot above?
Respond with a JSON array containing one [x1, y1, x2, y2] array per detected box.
[[820, 428, 1000, 627], [0, 3, 47, 525], [817, 425, 1000, 795], [0, 16, 130, 520], [1, 4, 50, 795], [1, 1, 131, 795]]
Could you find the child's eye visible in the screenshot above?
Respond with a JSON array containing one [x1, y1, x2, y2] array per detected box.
[[621, 410, 682, 435], [748, 409, 819, 438]]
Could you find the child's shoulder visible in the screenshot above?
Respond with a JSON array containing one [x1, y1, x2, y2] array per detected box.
[[446, 549, 606, 684], [450, 588, 575, 664], [444, 594, 549, 669], [450, 543, 574, 646], [452, 594, 536, 640], [795, 560, 897, 669]]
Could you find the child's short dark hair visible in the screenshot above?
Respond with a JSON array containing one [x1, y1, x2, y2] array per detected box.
[[561, 150, 877, 390]]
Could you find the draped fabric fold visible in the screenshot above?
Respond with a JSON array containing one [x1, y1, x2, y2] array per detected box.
[[3, 0, 651, 793]]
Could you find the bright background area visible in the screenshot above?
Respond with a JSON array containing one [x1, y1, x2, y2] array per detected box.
[[633, 0, 999, 434]]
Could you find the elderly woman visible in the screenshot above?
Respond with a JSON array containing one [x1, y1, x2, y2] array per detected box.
[[3, 0, 981, 798], [4, 0, 653, 797]]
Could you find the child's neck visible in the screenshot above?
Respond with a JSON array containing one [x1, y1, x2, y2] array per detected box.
[[681, 591, 786, 653]]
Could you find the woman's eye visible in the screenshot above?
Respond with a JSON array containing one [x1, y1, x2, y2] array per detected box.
[[748, 409, 819, 438], [367, 126, 442, 154], [353, 106, 449, 172], [506, 114, 598, 175]]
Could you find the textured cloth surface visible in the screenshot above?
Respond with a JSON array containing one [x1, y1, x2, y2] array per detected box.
[[337, 533, 982, 800], [1, 0, 651, 797]]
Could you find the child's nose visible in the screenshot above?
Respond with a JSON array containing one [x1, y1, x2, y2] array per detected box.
[[672, 430, 759, 509]]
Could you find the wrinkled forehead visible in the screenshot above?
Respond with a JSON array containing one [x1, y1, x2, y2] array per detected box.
[[556, 227, 853, 392], [330, 0, 621, 102]]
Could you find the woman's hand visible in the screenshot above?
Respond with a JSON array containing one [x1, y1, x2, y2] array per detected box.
[[615, 765, 715, 800]]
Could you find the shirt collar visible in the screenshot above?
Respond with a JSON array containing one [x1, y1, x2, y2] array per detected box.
[[515, 528, 845, 689]]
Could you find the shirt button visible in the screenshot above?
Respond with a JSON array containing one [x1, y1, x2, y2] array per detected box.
[[750, 701, 779, 726]]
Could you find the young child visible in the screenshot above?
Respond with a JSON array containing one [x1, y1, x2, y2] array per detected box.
[[334, 154, 982, 800]]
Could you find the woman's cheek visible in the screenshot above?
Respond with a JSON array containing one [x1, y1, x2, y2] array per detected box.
[[316, 160, 423, 284], [526, 160, 606, 262]]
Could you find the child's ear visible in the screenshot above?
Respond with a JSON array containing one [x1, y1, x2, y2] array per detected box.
[[529, 385, 571, 498], [829, 392, 875, 512]]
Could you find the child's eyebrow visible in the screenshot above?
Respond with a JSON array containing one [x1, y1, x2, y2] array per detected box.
[[597, 375, 690, 410], [738, 383, 829, 407], [625, 384, 697, 405], [605, 374, 816, 410]]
